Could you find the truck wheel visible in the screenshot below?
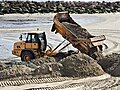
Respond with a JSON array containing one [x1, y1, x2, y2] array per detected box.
[[21, 51, 34, 61]]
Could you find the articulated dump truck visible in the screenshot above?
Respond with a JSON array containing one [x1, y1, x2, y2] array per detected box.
[[12, 12, 106, 61], [51, 12, 106, 59]]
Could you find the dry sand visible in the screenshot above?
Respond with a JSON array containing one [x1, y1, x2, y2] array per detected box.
[[0, 13, 120, 90]]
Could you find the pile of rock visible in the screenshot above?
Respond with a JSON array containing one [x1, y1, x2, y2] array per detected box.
[[0, 1, 120, 14]]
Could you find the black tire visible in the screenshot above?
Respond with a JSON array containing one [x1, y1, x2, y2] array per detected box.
[[21, 51, 34, 61]]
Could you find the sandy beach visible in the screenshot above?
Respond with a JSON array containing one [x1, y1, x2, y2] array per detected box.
[[0, 13, 120, 90]]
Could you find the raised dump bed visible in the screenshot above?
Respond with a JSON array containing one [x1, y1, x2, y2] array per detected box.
[[51, 12, 106, 59]]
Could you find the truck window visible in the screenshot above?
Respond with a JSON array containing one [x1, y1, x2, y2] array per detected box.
[[22, 33, 28, 41], [32, 34, 36, 43], [26, 34, 31, 43]]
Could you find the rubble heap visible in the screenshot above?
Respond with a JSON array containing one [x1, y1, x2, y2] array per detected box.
[[0, 1, 120, 15]]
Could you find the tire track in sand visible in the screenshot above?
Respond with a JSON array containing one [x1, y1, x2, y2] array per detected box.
[[89, 29, 120, 55]]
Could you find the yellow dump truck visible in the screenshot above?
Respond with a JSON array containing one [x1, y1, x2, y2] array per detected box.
[[12, 12, 106, 61], [51, 12, 106, 59]]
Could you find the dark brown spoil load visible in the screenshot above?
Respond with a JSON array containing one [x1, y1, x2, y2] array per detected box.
[[60, 53, 105, 77], [62, 22, 93, 38], [98, 53, 120, 76]]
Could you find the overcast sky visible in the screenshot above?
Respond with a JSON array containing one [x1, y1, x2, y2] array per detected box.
[[0, 0, 120, 2]]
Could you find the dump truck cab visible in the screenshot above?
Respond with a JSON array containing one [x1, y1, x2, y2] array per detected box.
[[12, 31, 47, 61]]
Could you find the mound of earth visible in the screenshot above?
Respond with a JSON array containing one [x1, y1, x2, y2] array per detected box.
[[0, 57, 63, 80], [31, 56, 56, 65], [98, 53, 120, 76], [0, 62, 6, 71], [33, 62, 63, 77], [31, 57, 63, 77], [0, 52, 105, 80], [60, 53, 105, 77], [0, 65, 32, 80]]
